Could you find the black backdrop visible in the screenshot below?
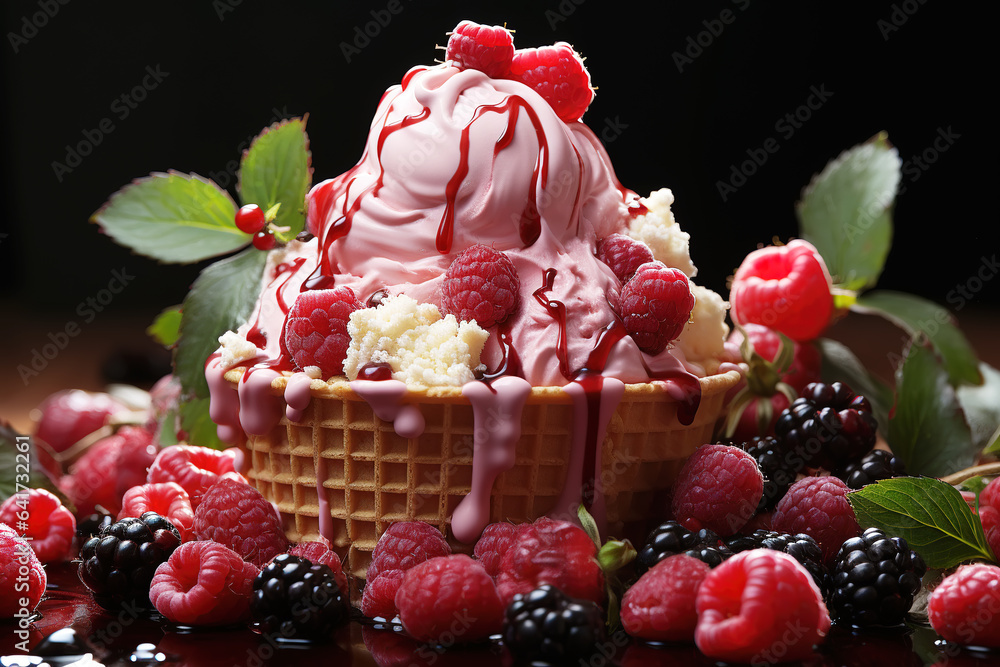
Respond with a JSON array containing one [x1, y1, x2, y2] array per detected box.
[[2, 0, 995, 323]]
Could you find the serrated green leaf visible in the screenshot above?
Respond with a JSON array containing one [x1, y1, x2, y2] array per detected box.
[[179, 398, 227, 450], [238, 118, 312, 241], [797, 133, 900, 292], [148, 305, 182, 347], [174, 247, 267, 402], [92, 171, 245, 263], [854, 290, 982, 387], [848, 477, 993, 568], [888, 342, 976, 478], [816, 337, 893, 432], [0, 423, 72, 511], [956, 362, 1000, 453]]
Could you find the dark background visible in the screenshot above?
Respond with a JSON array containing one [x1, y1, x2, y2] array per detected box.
[[1, 0, 995, 326]]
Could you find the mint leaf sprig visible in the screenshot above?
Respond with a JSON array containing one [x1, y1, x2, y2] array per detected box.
[[92, 117, 312, 448]]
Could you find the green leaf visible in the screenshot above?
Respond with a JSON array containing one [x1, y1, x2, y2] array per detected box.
[[174, 247, 267, 401], [238, 118, 312, 241], [597, 539, 637, 573], [956, 362, 1000, 453], [578, 504, 602, 549], [816, 337, 893, 432], [959, 476, 990, 505], [848, 477, 993, 569], [148, 305, 182, 347], [853, 290, 982, 387], [796, 132, 901, 292], [985, 425, 1000, 456], [92, 171, 245, 263], [179, 398, 226, 450], [888, 342, 976, 478], [0, 423, 73, 511]]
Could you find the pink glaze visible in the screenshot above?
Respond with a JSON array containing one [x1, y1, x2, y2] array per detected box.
[[349, 380, 426, 439], [314, 455, 334, 546], [551, 377, 625, 534], [284, 372, 314, 423], [451, 376, 533, 543], [206, 354, 243, 445], [237, 367, 284, 436]]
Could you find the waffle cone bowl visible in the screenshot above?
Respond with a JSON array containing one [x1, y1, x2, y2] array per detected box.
[[227, 367, 740, 586]]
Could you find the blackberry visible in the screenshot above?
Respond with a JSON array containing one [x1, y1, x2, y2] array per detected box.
[[726, 529, 826, 588], [78, 511, 181, 611], [774, 381, 877, 470], [741, 436, 806, 512], [827, 527, 926, 627], [839, 449, 907, 490], [251, 554, 349, 640], [76, 510, 114, 542], [503, 585, 606, 664], [635, 521, 731, 573]]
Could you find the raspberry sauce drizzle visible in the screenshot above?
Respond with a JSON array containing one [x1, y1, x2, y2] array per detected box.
[[438, 96, 549, 253], [481, 321, 524, 384], [531, 268, 570, 379]]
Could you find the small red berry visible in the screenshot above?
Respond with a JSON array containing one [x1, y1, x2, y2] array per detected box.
[[508, 42, 594, 122], [619, 262, 695, 355], [441, 244, 520, 328], [252, 229, 276, 251], [730, 239, 834, 342], [771, 476, 860, 565], [596, 234, 655, 284], [235, 204, 266, 234], [621, 554, 710, 642], [445, 20, 515, 78], [283, 287, 364, 377], [670, 444, 764, 537], [928, 563, 1000, 648]]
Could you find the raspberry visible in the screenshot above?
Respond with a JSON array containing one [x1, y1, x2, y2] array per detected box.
[[595, 234, 655, 284], [149, 540, 259, 626], [928, 563, 1000, 648], [395, 555, 503, 643], [771, 476, 861, 564], [726, 529, 827, 588], [473, 522, 523, 578], [118, 482, 195, 542], [838, 449, 907, 489], [366, 521, 451, 582], [503, 585, 607, 663], [621, 554, 710, 642], [739, 435, 805, 512], [34, 388, 125, 453], [979, 475, 1000, 511], [361, 569, 405, 620], [508, 42, 594, 122], [695, 549, 830, 663], [146, 444, 240, 509], [827, 527, 926, 627], [0, 522, 46, 618], [445, 20, 515, 78], [619, 262, 695, 355], [635, 521, 731, 572], [730, 239, 834, 342], [193, 478, 288, 568], [495, 516, 604, 607], [282, 287, 362, 376], [251, 553, 350, 639], [981, 505, 1000, 562], [60, 425, 158, 517], [287, 541, 348, 599], [0, 488, 75, 563], [78, 511, 182, 611], [774, 381, 878, 471], [440, 244, 520, 328], [670, 444, 764, 537]]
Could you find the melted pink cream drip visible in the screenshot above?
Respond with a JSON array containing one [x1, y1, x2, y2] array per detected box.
[[314, 454, 335, 546], [451, 376, 532, 543], [349, 379, 425, 439], [284, 373, 314, 423], [238, 367, 284, 436], [206, 353, 243, 445]]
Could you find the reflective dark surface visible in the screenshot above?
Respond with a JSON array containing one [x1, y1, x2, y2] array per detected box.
[[2, 562, 999, 667]]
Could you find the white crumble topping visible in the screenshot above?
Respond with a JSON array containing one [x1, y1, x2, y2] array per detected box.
[[675, 282, 730, 362], [628, 188, 697, 278], [218, 330, 258, 368], [304, 366, 323, 379], [344, 294, 489, 387]]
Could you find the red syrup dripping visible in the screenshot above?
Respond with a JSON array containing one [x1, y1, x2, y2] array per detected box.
[[357, 362, 394, 381], [438, 96, 549, 254], [531, 268, 570, 380], [480, 320, 524, 386], [373, 106, 430, 196]]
